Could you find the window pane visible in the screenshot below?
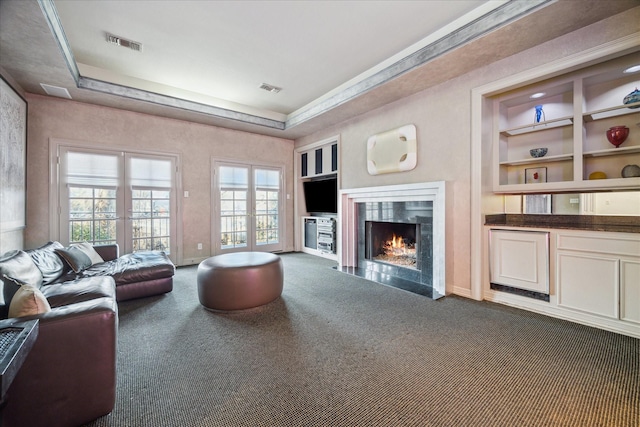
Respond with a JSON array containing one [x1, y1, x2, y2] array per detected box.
[[255, 200, 267, 213], [153, 190, 171, 199], [68, 186, 117, 244], [153, 200, 170, 216], [131, 186, 171, 254], [234, 201, 247, 214]]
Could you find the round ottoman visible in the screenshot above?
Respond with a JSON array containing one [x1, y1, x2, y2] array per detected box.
[[197, 252, 283, 311]]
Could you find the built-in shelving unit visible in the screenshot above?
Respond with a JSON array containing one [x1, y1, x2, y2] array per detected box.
[[491, 52, 640, 193], [295, 137, 340, 260]]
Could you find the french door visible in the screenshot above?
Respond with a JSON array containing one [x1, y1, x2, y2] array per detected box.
[[213, 161, 284, 254], [58, 147, 177, 261]]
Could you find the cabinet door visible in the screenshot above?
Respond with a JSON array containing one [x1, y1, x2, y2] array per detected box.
[[331, 143, 338, 172], [490, 230, 549, 293], [300, 143, 339, 178], [620, 259, 640, 324], [557, 252, 618, 318], [301, 152, 308, 177]]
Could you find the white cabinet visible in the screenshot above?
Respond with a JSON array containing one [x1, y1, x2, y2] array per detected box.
[[620, 259, 640, 324], [557, 252, 619, 318], [489, 229, 549, 294], [556, 231, 640, 324], [300, 142, 338, 178], [486, 226, 640, 338], [491, 51, 640, 193]]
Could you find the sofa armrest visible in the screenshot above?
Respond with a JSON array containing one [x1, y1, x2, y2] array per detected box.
[[2, 298, 118, 427], [93, 244, 119, 262]]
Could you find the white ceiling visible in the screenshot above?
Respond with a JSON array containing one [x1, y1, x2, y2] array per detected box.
[[54, 0, 495, 119], [1, 0, 638, 139]]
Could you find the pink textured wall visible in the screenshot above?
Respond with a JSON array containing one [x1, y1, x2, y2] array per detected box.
[[294, 9, 640, 295], [25, 95, 294, 264]]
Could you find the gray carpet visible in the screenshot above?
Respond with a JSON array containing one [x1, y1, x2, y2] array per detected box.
[[84, 252, 639, 427]]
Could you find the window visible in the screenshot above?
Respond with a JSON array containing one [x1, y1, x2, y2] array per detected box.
[[214, 161, 283, 254], [65, 151, 118, 245], [57, 145, 178, 261]]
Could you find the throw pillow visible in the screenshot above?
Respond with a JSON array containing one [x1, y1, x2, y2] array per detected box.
[[2, 274, 27, 307], [8, 283, 51, 318], [0, 250, 44, 289], [55, 246, 93, 273], [71, 242, 105, 265], [26, 241, 66, 285]]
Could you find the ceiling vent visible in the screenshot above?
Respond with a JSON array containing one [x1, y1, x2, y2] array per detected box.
[[40, 83, 72, 99], [259, 83, 282, 93], [107, 34, 143, 52]]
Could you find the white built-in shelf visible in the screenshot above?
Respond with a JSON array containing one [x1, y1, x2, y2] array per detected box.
[[583, 101, 640, 122], [583, 145, 640, 158], [492, 49, 640, 193], [500, 153, 573, 166], [500, 116, 573, 136], [494, 176, 640, 194]]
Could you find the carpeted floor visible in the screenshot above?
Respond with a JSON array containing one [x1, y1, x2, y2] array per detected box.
[[83, 252, 639, 427]]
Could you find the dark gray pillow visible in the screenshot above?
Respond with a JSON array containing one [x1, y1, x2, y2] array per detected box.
[[55, 247, 93, 273], [2, 274, 28, 308]]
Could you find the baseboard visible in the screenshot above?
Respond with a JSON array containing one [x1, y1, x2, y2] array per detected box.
[[452, 285, 472, 299], [485, 289, 640, 339], [178, 256, 209, 267]]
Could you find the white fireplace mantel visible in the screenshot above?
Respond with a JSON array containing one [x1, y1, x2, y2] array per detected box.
[[339, 181, 446, 298]]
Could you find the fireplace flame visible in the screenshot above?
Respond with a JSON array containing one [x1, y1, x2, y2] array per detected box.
[[384, 234, 415, 257]]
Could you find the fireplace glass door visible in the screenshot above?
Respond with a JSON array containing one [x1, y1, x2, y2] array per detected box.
[[365, 221, 419, 269]]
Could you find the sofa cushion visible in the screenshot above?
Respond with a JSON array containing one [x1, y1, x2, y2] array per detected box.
[[80, 251, 175, 285], [71, 242, 105, 265], [55, 246, 93, 273], [26, 241, 67, 285], [8, 283, 51, 318], [41, 276, 116, 308], [0, 251, 44, 305]]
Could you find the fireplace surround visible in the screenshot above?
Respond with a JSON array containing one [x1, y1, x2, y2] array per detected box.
[[339, 182, 446, 299]]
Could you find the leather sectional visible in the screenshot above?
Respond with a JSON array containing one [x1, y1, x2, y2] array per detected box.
[[0, 241, 175, 427]]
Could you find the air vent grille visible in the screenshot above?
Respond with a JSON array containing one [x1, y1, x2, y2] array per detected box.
[[259, 83, 282, 93], [40, 83, 72, 99], [107, 34, 143, 52]]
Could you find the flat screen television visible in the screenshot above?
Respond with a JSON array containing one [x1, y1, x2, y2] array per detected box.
[[303, 176, 337, 214]]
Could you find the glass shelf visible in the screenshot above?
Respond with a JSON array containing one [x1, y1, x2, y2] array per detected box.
[[500, 116, 573, 136], [583, 102, 640, 122], [500, 153, 573, 166], [583, 145, 640, 158]]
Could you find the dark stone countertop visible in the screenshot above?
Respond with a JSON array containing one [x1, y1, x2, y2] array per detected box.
[[485, 214, 640, 233]]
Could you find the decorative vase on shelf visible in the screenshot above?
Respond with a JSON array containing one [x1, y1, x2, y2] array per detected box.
[[606, 126, 629, 148], [589, 171, 607, 180], [534, 104, 545, 123], [623, 87, 640, 108], [621, 164, 640, 178]]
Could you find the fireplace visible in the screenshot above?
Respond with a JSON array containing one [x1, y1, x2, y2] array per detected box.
[[339, 182, 446, 299], [355, 200, 433, 296]]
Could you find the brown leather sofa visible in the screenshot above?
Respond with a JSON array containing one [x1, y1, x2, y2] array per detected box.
[[0, 241, 175, 427]]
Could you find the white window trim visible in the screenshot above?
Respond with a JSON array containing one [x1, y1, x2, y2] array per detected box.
[[49, 138, 184, 264], [211, 156, 287, 256]]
